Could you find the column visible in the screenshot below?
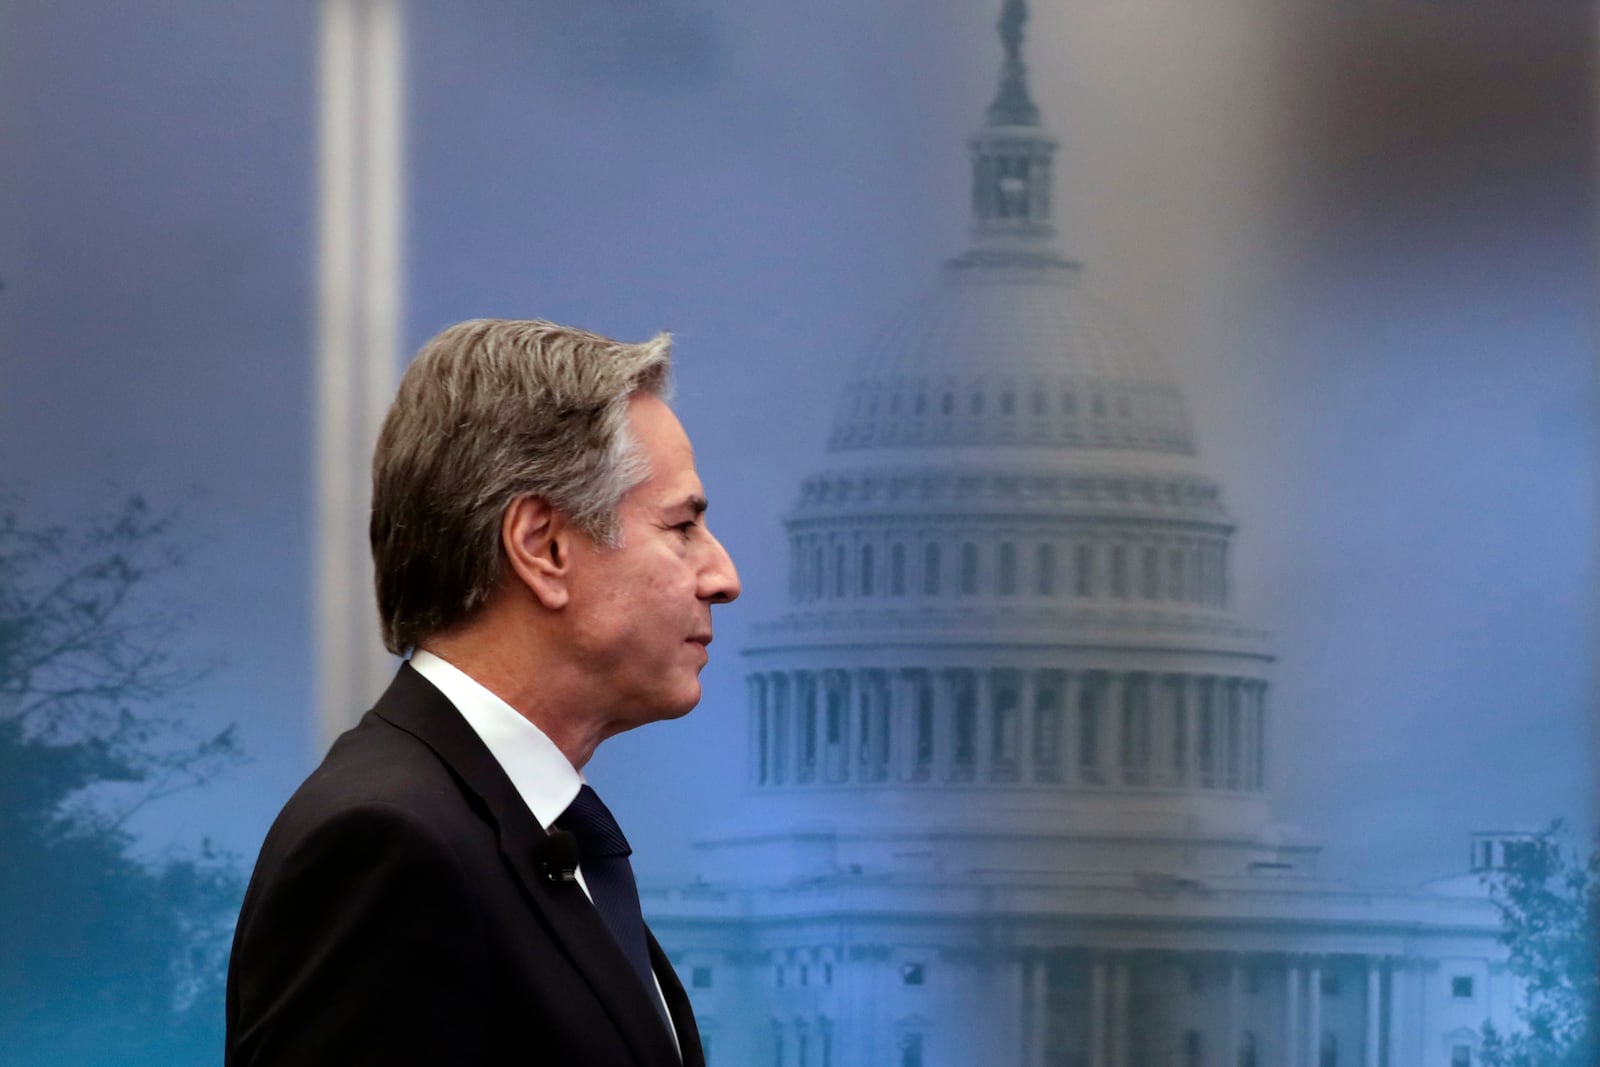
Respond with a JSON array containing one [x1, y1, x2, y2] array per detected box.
[[1286, 960, 1302, 1067], [891, 671, 916, 781], [1179, 674, 1198, 787], [316, 0, 406, 745], [1255, 681, 1269, 792], [1228, 681, 1241, 790], [824, 671, 847, 782], [1239, 681, 1255, 791], [772, 673, 791, 784], [1197, 676, 1215, 787], [1306, 960, 1322, 1067], [933, 670, 955, 782], [855, 670, 872, 781], [1020, 669, 1039, 783], [807, 671, 826, 783], [845, 670, 865, 783], [769, 672, 787, 784], [1103, 672, 1124, 785], [1227, 958, 1242, 1067], [1027, 954, 1049, 1067], [1005, 953, 1027, 1066], [1384, 959, 1405, 1067], [1090, 954, 1109, 1067], [975, 668, 995, 782], [1110, 956, 1131, 1067], [1062, 671, 1082, 786], [748, 674, 767, 785], [874, 671, 892, 780], [1365, 957, 1381, 1067], [1152, 674, 1175, 787]]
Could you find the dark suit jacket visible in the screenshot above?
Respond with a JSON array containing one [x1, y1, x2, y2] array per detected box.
[[225, 664, 702, 1067]]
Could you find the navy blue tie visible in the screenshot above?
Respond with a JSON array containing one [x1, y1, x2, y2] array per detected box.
[[555, 785, 672, 1035]]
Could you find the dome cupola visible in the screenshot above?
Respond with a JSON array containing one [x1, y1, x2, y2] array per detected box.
[[721, 0, 1277, 880]]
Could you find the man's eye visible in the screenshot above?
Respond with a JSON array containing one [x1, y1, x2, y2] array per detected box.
[[673, 521, 697, 536]]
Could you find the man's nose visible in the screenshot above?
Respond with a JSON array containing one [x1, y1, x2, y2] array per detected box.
[[701, 532, 741, 604]]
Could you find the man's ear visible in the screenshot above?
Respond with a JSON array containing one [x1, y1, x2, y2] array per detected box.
[[501, 495, 572, 610]]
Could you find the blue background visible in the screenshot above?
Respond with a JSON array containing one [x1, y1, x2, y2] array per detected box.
[[1, 1, 1593, 1060]]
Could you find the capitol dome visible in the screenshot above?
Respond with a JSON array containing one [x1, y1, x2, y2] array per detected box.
[[828, 257, 1196, 457], [714, 0, 1277, 869]]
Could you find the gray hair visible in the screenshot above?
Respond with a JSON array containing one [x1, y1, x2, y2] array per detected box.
[[370, 318, 672, 655]]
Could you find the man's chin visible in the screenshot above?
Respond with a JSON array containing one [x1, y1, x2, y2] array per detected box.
[[643, 684, 702, 724]]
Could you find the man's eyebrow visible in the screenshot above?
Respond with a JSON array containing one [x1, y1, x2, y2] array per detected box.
[[683, 495, 708, 517]]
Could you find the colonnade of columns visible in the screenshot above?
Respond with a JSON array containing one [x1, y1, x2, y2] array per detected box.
[[749, 667, 1268, 793], [1006, 951, 1402, 1067], [787, 528, 1230, 609], [768, 1016, 833, 1067]]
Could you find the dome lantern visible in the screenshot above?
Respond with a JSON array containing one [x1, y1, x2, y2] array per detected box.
[[969, 0, 1057, 249]]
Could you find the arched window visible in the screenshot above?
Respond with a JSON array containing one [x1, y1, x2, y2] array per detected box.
[[1110, 545, 1128, 598], [833, 545, 846, 599], [997, 542, 1017, 596], [923, 542, 941, 596], [812, 544, 824, 601], [960, 542, 979, 596], [1168, 546, 1185, 600], [890, 543, 907, 596], [859, 543, 875, 597]]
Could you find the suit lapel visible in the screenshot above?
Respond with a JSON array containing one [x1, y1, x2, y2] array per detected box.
[[372, 664, 684, 1067], [648, 929, 704, 1067]]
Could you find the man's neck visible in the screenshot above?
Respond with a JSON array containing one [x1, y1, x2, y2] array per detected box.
[[418, 628, 614, 769]]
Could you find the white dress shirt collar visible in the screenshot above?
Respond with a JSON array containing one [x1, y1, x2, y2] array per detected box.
[[408, 648, 582, 831], [405, 649, 682, 1058]]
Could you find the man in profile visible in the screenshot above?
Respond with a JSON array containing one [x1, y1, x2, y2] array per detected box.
[[226, 319, 740, 1066]]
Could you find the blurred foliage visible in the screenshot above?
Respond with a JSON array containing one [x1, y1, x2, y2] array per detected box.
[[1481, 822, 1600, 1067], [0, 493, 244, 1065]]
